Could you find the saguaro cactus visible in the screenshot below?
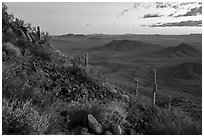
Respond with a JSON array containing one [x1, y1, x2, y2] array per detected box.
[[115, 81, 118, 90], [78, 56, 81, 64], [168, 96, 171, 111], [85, 52, 88, 66], [37, 26, 41, 41], [135, 79, 139, 97], [152, 68, 157, 107]]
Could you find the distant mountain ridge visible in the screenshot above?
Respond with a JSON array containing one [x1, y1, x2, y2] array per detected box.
[[159, 62, 202, 80], [144, 43, 201, 58], [90, 40, 162, 53]]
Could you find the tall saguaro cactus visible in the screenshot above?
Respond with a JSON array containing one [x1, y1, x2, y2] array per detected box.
[[78, 56, 81, 64], [135, 80, 139, 97], [168, 96, 171, 111], [152, 68, 157, 107], [37, 26, 40, 41], [85, 52, 88, 66]]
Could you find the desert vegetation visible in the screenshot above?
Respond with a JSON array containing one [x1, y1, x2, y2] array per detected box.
[[2, 3, 202, 135]]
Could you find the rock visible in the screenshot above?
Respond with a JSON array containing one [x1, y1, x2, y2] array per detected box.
[[80, 127, 88, 135], [112, 124, 122, 135], [60, 110, 68, 117], [121, 94, 129, 102], [88, 114, 102, 134], [110, 88, 117, 94], [104, 131, 112, 135], [120, 89, 125, 94], [129, 128, 137, 135]]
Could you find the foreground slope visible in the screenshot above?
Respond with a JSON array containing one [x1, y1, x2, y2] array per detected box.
[[2, 3, 202, 135]]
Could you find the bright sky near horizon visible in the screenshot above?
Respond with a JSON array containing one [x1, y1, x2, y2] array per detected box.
[[5, 2, 202, 35]]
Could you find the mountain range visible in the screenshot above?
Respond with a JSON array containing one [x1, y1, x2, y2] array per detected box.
[[90, 40, 162, 53], [159, 62, 202, 80], [144, 43, 201, 58]]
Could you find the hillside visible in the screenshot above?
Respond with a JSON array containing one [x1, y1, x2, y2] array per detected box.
[[2, 3, 202, 135], [144, 43, 201, 58], [158, 62, 202, 80]]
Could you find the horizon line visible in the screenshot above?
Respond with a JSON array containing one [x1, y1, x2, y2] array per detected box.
[[51, 33, 202, 36]]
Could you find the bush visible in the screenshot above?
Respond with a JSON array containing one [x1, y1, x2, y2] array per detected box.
[[69, 65, 104, 85], [2, 42, 21, 58], [2, 98, 50, 135], [48, 99, 128, 133], [30, 44, 52, 61], [149, 108, 202, 135]]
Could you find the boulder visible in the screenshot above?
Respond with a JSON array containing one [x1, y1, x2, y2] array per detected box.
[[129, 128, 137, 135], [104, 131, 112, 135], [110, 88, 117, 94], [121, 94, 129, 102], [88, 114, 102, 134], [112, 124, 122, 135], [80, 127, 88, 135]]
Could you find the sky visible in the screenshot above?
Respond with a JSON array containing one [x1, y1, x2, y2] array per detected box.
[[5, 2, 202, 35]]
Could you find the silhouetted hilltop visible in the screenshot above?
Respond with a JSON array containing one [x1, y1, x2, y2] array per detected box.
[[145, 43, 201, 58]]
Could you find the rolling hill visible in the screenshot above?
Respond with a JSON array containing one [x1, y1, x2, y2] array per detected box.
[[144, 43, 201, 58], [158, 62, 202, 80], [89, 40, 162, 53]]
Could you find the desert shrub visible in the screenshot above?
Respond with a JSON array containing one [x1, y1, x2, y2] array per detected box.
[[42, 100, 71, 135], [2, 42, 21, 60], [2, 60, 55, 109], [49, 99, 128, 133], [69, 65, 104, 85], [148, 108, 202, 135], [99, 101, 128, 129], [40, 32, 50, 44], [14, 37, 33, 50], [30, 44, 52, 61], [127, 95, 202, 135], [2, 98, 50, 135]]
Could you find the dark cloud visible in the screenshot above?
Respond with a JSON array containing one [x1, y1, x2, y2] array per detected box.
[[133, 3, 142, 9], [175, 6, 202, 17], [144, 20, 202, 27], [143, 13, 163, 18], [155, 2, 179, 9], [155, 2, 198, 9], [179, 2, 197, 6], [168, 13, 174, 17]]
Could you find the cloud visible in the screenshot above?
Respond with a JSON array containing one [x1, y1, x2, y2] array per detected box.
[[117, 2, 181, 17], [118, 2, 202, 18], [144, 20, 202, 27], [117, 3, 142, 17], [179, 2, 197, 6], [156, 2, 178, 9], [155, 2, 197, 9], [143, 13, 163, 18], [117, 9, 129, 17], [175, 6, 202, 17]]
